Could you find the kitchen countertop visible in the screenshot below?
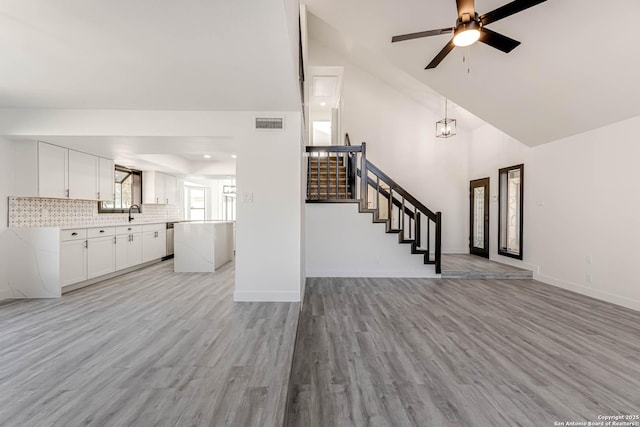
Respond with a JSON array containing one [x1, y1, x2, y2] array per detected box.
[[61, 220, 184, 230]]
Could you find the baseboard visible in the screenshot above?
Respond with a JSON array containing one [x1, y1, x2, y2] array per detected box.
[[233, 291, 301, 302], [535, 273, 640, 312], [305, 270, 439, 278], [0, 288, 13, 302]]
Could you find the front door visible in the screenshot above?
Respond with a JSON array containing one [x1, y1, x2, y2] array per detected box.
[[470, 178, 490, 258]]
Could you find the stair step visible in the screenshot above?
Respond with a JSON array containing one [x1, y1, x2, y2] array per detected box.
[[398, 239, 415, 244], [386, 229, 401, 234]]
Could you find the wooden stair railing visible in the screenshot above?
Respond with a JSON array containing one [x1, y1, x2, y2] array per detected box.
[[305, 141, 442, 274]]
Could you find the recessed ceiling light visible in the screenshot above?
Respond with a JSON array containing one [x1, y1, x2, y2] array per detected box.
[[231, 154, 237, 159], [320, 101, 326, 107], [203, 154, 211, 159]]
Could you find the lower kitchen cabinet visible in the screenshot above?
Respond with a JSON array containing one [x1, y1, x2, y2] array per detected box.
[[115, 232, 143, 270], [142, 229, 166, 263], [87, 236, 116, 279], [61, 239, 88, 287]]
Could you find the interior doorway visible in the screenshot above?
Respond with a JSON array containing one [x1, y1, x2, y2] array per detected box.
[[470, 177, 490, 258]]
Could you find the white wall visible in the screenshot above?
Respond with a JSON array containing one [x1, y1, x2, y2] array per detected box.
[[309, 40, 470, 253], [234, 112, 304, 302], [306, 204, 437, 277], [469, 116, 640, 311], [0, 137, 16, 300]]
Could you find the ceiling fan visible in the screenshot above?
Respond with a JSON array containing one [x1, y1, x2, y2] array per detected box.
[[391, 0, 547, 69]]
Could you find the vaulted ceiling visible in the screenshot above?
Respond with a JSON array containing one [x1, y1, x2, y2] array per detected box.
[[305, 0, 640, 145]]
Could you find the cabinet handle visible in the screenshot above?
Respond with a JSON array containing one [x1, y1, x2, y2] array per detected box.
[[113, 237, 117, 244], [71, 232, 78, 236], [99, 230, 105, 233], [154, 231, 158, 238], [156, 197, 159, 203], [66, 189, 70, 198], [128, 227, 132, 231], [97, 192, 101, 199], [85, 240, 88, 249], [130, 235, 133, 242]]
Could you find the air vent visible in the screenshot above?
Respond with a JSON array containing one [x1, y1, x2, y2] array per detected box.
[[255, 117, 284, 130]]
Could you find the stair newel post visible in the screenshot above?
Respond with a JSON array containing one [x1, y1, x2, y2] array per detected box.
[[316, 153, 320, 200], [335, 152, 339, 199], [415, 211, 421, 247], [360, 143, 368, 209], [387, 188, 393, 229], [435, 211, 442, 274]]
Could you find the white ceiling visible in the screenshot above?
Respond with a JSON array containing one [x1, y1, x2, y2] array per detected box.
[[9, 136, 236, 178], [305, 0, 640, 145], [0, 0, 300, 111]]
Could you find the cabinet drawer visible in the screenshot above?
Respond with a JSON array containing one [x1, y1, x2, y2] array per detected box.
[[87, 227, 115, 238], [61, 228, 87, 241], [142, 223, 166, 232], [116, 225, 142, 235]]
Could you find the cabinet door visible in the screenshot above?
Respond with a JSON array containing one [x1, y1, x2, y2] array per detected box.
[[87, 236, 116, 279], [38, 142, 68, 199], [98, 157, 115, 202], [115, 235, 129, 270], [129, 233, 143, 266], [164, 175, 177, 205], [155, 173, 166, 204], [69, 150, 98, 200], [142, 230, 166, 262], [61, 240, 87, 286]]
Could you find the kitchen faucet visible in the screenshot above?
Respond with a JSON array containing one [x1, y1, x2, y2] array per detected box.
[[128, 204, 141, 222]]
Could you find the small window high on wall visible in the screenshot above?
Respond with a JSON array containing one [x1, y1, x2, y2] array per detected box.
[[498, 164, 524, 259]]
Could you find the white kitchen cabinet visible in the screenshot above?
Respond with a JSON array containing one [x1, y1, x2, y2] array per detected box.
[[13, 141, 115, 201], [87, 236, 116, 279], [143, 171, 177, 204], [98, 157, 115, 202], [115, 231, 143, 270], [61, 240, 87, 286], [69, 150, 98, 200], [38, 142, 68, 199], [143, 229, 166, 262]]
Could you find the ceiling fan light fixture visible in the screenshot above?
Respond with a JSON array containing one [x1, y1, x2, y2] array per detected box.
[[453, 21, 481, 47]]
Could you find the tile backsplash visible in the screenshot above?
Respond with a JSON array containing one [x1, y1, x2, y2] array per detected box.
[[8, 197, 182, 228]]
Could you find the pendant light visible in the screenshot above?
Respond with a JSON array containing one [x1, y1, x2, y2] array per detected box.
[[436, 98, 456, 138]]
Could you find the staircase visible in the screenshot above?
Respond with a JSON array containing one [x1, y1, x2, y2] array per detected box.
[[305, 142, 442, 273]]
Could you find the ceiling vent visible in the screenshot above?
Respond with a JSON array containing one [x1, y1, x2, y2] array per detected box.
[[255, 117, 284, 130]]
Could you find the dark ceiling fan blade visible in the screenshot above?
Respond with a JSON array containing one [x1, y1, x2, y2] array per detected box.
[[456, 0, 475, 18], [392, 27, 455, 43], [425, 39, 456, 69], [479, 28, 521, 53], [480, 0, 547, 26]]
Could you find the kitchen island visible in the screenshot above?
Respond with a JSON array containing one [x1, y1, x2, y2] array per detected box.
[[173, 221, 234, 272]]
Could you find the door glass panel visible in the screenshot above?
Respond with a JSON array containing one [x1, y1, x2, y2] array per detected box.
[[473, 187, 485, 249], [498, 165, 523, 259]]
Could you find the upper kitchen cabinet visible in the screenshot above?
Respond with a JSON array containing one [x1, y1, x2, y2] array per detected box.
[[37, 142, 68, 198], [68, 150, 98, 200], [14, 141, 115, 201], [143, 171, 177, 205], [98, 157, 115, 202]]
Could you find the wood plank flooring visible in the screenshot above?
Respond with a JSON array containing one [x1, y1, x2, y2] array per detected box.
[[286, 277, 640, 426], [0, 261, 299, 427], [441, 254, 533, 279]]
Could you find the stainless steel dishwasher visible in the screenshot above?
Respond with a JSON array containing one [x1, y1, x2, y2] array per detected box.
[[165, 222, 175, 258]]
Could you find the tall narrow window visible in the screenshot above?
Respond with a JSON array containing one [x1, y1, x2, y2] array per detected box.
[[498, 164, 524, 259]]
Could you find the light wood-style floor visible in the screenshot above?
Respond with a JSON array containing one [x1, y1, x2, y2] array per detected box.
[[286, 277, 640, 426], [0, 261, 299, 427]]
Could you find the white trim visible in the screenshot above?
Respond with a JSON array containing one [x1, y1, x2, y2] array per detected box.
[[233, 291, 300, 302], [534, 273, 640, 312], [305, 270, 439, 278]]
